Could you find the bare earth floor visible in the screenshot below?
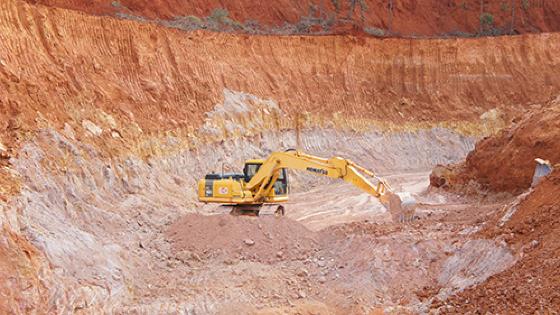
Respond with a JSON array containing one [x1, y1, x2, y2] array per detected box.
[[163, 172, 513, 314], [4, 125, 514, 314]]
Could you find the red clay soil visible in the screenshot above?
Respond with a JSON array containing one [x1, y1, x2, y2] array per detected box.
[[444, 100, 560, 194], [26, 0, 560, 36], [3, 0, 560, 157], [166, 214, 319, 263], [0, 228, 49, 314], [430, 99, 560, 312], [438, 169, 560, 313]]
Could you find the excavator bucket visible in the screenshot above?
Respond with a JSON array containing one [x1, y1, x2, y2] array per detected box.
[[382, 191, 417, 223]]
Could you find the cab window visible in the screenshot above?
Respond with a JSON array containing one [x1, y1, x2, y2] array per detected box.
[[244, 163, 261, 182], [274, 169, 288, 195]]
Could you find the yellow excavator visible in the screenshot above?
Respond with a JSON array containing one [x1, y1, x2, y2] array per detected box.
[[197, 150, 416, 220]]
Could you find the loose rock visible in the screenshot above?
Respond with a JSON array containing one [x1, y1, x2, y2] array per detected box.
[[0, 142, 8, 159], [296, 268, 308, 277], [82, 119, 103, 137]]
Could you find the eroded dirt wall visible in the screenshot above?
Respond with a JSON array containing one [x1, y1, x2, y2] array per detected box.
[[26, 0, 560, 36], [2, 0, 560, 155], [431, 99, 560, 193]]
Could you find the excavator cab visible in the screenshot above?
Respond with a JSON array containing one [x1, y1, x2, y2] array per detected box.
[[243, 160, 288, 196], [198, 159, 288, 216], [273, 168, 288, 195], [243, 161, 262, 182]]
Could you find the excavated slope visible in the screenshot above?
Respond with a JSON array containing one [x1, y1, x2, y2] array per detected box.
[[460, 100, 560, 193], [27, 0, 560, 36], [440, 170, 560, 313], [432, 100, 560, 193], [428, 97, 560, 312], [2, 0, 560, 153]]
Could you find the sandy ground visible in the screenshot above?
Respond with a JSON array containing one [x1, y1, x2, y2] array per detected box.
[[288, 172, 430, 231]]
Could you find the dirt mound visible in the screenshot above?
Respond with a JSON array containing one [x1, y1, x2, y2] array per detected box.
[[438, 169, 560, 313], [432, 100, 560, 194], [28, 0, 560, 36], [166, 214, 319, 263]]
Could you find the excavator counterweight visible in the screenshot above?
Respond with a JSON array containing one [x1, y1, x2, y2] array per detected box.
[[198, 150, 416, 221]]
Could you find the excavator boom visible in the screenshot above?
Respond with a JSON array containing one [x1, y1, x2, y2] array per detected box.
[[247, 151, 416, 221]]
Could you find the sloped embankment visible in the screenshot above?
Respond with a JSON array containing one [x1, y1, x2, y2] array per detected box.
[[441, 169, 560, 313], [429, 101, 560, 312], [432, 100, 560, 194]]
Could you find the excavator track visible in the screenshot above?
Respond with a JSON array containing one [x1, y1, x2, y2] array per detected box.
[[227, 204, 285, 217], [258, 204, 285, 217]]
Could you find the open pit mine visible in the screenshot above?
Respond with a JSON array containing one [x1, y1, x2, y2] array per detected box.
[[1, 0, 559, 314]]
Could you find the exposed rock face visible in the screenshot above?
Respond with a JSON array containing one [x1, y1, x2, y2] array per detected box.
[[82, 120, 103, 137]]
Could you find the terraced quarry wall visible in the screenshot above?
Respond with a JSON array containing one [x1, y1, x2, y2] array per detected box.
[[2, 0, 560, 154]]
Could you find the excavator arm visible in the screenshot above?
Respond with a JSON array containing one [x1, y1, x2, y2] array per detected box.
[[246, 151, 416, 221]]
